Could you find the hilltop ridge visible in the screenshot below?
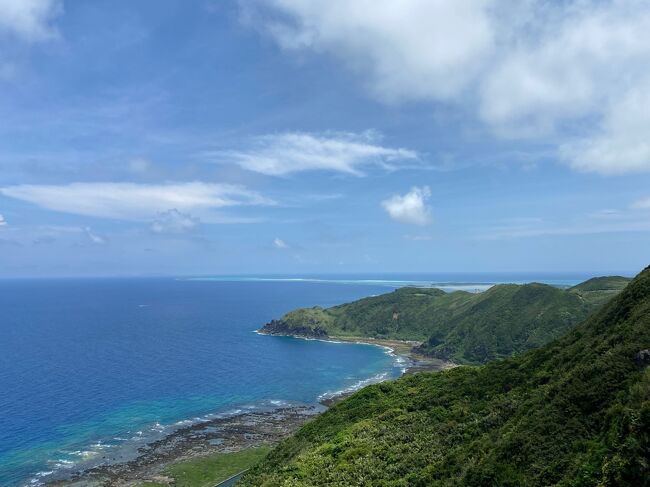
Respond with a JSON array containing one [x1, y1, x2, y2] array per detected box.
[[260, 276, 631, 364]]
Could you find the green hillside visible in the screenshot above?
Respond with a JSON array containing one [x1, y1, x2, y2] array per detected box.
[[241, 267, 650, 486], [569, 276, 634, 307], [260, 276, 630, 364]]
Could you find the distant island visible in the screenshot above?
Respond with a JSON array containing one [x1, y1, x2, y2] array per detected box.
[[259, 276, 631, 364], [242, 269, 650, 486]]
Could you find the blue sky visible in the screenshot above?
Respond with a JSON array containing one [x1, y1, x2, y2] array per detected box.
[[0, 0, 649, 277]]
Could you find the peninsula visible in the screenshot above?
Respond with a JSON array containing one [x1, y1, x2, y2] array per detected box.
[[259, 276, 630, 364]]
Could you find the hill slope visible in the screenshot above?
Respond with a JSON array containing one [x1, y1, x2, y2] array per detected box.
[[260, 276, 630, 364], [569, 275, 634, 307], [242, 267, 650, 486]]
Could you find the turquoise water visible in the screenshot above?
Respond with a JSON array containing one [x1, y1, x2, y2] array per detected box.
[[0, 274, 597, 485], [0, 279, 405, 486]]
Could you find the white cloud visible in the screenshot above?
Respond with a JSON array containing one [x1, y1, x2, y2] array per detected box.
[[273, 237, 288, 248], [479, 3, 650, 134], [84, 226, 107, 245], [560, 85, 650, 174], [589, 209, 622, 220], [0, 213, 6, 226], [0, 224, 118, 247], [214, 131, 417, 176], [247, 0, 650, 174], [151, 209, 200, 234], [632, 197, 650, 210], [0, 182, 274, 221], [247, 0, 494, 103], [0, 0, 62, 41], [382, 186, 432, 226]]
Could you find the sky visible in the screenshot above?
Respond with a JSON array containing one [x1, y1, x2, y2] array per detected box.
[[0, 0, 649, 277]]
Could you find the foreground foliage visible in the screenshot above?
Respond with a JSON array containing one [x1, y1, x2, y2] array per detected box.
[[135, 447, 270, 487], [272, 276, 629, 364], [242, 269, 650, 486]]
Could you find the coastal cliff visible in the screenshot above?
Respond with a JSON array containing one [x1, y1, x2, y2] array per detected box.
[[259, 318, 329, 339]]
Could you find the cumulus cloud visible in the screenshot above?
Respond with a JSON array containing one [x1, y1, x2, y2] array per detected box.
[[246, 0, 650, 174], [151, 209, 200, 234], [382, 186, 432, 226], [214, 131, 417, 176], [273, 237, 288, 248], [0, 182, 274, 220], [245, 0, 493, 103], [0, 213, 6, 226], [0, 0, 62, 41], [478, 4, 650, 131], [560, 86, 650, 174]]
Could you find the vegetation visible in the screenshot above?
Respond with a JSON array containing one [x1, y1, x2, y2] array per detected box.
[[264, 276, 630, 364], [135, 447, 270, 487], [241, 267, 650, 486], [568, 276, 634, 307]]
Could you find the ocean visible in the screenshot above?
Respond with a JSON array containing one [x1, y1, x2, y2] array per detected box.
[[0, 273, 595, 486]]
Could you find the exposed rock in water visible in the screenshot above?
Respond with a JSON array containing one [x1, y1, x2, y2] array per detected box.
[[47, 405, 319, 487], [634, 349, 650, 368], [259, 319, 328, 339]]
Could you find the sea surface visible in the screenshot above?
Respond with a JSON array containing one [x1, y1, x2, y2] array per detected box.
[[0, 273, 603, 486]]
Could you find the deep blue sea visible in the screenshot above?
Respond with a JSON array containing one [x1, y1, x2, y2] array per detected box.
[[0, 273, 605, 486]]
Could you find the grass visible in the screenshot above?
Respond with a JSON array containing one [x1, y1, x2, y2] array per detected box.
[[135, 446, 270, 487]]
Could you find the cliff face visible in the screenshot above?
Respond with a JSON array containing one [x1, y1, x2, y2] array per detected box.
[[259, 319, 328, 339]]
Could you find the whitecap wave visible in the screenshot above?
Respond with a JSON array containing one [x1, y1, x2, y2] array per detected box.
[[318, 372, 391, 402], [51, 459, 75, 469]]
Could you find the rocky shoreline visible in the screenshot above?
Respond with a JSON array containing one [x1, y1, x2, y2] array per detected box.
[[45, 329, 453, 487], [259, 319, 328, 339], [46, 405, 320, 487]]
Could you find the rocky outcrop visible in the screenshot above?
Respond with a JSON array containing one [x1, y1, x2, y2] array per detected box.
[[259, 319, 329, 339], [412, 342, 454, 361]]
